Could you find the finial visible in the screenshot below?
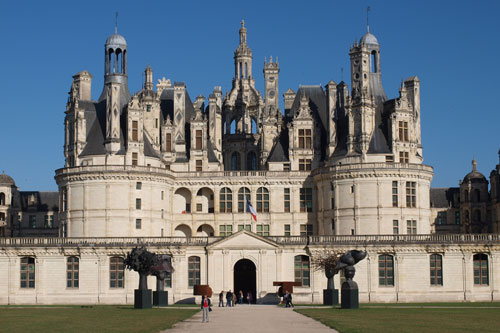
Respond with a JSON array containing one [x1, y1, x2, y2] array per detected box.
[[241, 19, 245, 28], [264, 56, 267, 64], [115, 11, 118, 34], [270, 55, 273, 63], [366, 6, 370, 33], [472, 158, 477, 171], [276, 56, 278, 64]]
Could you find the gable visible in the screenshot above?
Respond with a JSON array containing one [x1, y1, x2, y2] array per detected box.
[[208, 231, 278, 250]]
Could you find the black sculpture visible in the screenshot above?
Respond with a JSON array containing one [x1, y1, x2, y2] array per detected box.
[[335, 250, 367, 309], [124, 246, 159, 309], [150, 254, 174, 307]]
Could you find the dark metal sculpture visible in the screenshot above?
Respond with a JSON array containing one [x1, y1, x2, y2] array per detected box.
[[335, 250, 367, 309], [124, 246, 158, 309], [311, 253, 342, 305], [150, 254, 174, 307]]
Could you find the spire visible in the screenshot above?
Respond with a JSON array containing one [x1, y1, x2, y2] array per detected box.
[[366, 6, 370, 33], [472, 158, 477, 172], [115, 11, 118, 34], [239, 20, 247, 44]]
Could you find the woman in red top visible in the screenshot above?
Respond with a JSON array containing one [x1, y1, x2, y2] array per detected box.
[[201, 294, 211, 323]]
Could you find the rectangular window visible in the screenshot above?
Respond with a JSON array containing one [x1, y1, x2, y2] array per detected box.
[[49, 215, 54, 228], [294, 255, 310, 287], [110, 257, 124, 288], [67, 257, 79, 288], [136, 198, 141, 210], [29, 215, 36, 229], [393, 220, 399, 234], [188, 256, 201, 288], [161, 191, 164, 200], [197, 203, 202, 212], [164, 272, 172, 288], [386, 155, 394, 163], [136, 219, 142, 229], [300, 224, 313, 236], [155, 118, 158, 129], [166, 133, 172, 152], [455, 211, 460, 225], [299, 159, 312, 171], [398, 121, 409, 142], [256, 224, 270, 236], [430, 254, 443, 286], [437, 211, 447, 225], [132, 121, 138, 141], [219, 225, 233, 237], [237, 225, 251, 232], [146, 104, 151, 112], [407, 219, 417, 234], [298, 129, 312, 149], [136, 182, 142, 190], [283, 163, 290, 171], [284, 224, 291, 236], [195, 130, 202, 150], [132, 152, 138, 166], [392, 181, 398, 207], [20, 257, 35, 288], [284, 188, 290, 212], [399, 151, 409, 163], [379, 255, 394, 286], [406, 182, 416, 208], [44, 215, 49, 228], [300, 188, 313, 212], [473, 254, 489, 285], [196, 160, 202, 172]]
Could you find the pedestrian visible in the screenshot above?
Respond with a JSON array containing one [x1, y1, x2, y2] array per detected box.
[[226, 290, 232, 307], [201, 294, 211, 323], [288, 292, 294, 308], [247, 291, 252, 304], [239, 290, 243, 304], [284, 290, 290, 308], [219, 290, 224, 307], [232, 291, 237, 306]]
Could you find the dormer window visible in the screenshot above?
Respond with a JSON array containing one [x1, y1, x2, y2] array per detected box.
[[298, 129, 312, 149], [146, 105, 151, 112]]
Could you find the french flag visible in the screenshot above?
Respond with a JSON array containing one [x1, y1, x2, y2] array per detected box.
[[246, 199, 257, 222]]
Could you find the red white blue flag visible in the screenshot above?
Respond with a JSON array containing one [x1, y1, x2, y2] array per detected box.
[[246, 199, 257, 222]]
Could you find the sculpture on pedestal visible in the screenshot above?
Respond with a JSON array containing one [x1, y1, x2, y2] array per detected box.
[[124, 246, 158, 309], [335, 250, 367, 309], [312, 252, 342, 305], [151, 254, 174, 307]]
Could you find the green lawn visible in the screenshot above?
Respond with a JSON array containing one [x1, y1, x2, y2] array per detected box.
[[0, 306, 198, 333], [295, 305, 500, 333]]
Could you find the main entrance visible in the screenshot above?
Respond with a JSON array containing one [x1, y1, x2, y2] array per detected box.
[[233, 259, 256, 304]]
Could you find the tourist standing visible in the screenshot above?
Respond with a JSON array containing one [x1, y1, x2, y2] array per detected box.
[[201, 294, 211, 323], [232, 291, 237, 306], [247, 291, 252, 304], [226, 290, 232, 307], [238, 290, 243, 304], [219, 291, 224, 307], [284, 290, 290, 308]]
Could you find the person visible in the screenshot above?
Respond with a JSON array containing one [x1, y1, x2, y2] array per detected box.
[[247, 291, 252, 305], [201, 294, 211, 323], [288, 292, 294, 308], [232, 291, 237, 306], [238, 290, 243, 304], [284, 290, 290, 308], [219, 291, 224, 307], [226, 290, 232, 307]]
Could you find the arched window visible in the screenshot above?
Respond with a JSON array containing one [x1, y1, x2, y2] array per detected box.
[[67, 256, 79, 288], [429, 254, 442, 286], [370, 51, 377, 73], [20, 257, 35, 288], [256, 187, 269, 213], [378, 254, 394, 286], [109, 257, 124, 288], [251, 118, 258, 134], [474, 189, 481, 202], [473, 253, 488, 285], [220, 188, 232, 213], [238, 187, 251, 213], [188, 256, 201, 287], [0, 192, 5, 206], [247, 152, 257, 170], [294, 255, 310, 287], [231, 152, 241, 170]]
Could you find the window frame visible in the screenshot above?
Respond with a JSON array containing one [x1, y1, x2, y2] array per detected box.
[[294, 255, 310, 287], [109, 257, 125, 288], [20, 257, 35, 289], [238, 187, 251, 213], [429, 254, 443, 286], [378, 254, 394, 286], [188, 256, 201, 288], [256, 187, 269, 213], [67, 256, 79, 288], [300, 188, 313, 212], [473, 253, 489, 286], [219, 188, 232, 213]]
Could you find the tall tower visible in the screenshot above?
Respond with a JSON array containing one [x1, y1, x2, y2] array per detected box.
[[234, 20, 253, 82], [263, 56, 279, 111]]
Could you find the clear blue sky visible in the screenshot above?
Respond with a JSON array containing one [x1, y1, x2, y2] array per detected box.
[[0, 0, 499, 190]]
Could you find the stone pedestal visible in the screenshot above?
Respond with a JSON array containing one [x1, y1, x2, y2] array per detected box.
[[153, 290, 168, 307], [341, 280, 359, 309], [323, 289, 339, 305], [134, 289, 152, 309]]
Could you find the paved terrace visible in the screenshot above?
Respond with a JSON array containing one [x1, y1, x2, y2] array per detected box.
[[1, 234, 500, 247], [162, 305, 337, 333]]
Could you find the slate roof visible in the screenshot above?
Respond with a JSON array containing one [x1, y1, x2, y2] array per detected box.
[[430, 187, 460, 208], [267, 141, 288, 162], [19, 191, 59, 212], [206, 140, 219, 163]]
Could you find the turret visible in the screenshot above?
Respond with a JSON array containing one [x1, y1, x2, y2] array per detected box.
[[264, 56, 279, 111]]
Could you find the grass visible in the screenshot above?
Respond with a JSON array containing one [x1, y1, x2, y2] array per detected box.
[[295, 305, 500, 333], [0, 305, 198, 333]]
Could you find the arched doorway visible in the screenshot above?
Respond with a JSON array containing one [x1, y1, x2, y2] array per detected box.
[[234, 259, 256, 304]]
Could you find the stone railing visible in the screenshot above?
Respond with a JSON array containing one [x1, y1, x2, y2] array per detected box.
[[312, 162, 434, 176], [1, 234, 499, 248]]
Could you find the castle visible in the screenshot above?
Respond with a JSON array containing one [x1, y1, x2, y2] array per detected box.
[[0, 22, 498, 305]]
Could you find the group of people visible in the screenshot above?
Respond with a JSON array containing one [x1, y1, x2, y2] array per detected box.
[[283, 290, 294, 308], [218, 290, 253, 307]]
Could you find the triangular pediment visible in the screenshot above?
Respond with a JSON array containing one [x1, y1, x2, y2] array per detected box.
[[208, 230, 279, 250]]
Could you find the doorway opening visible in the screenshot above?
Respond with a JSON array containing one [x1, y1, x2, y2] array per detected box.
[[233, 259, 256, 304]]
